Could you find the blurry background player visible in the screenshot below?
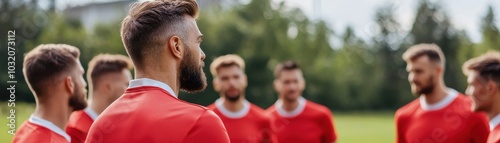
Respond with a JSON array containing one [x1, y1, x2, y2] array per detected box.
[[66, 54, 132, 143], [266, 60, 337, 143], [85, 0, 230, 142], [207, 54, 276, 143], [396, 43, 489, 143], [462, 51, 500, 143], [13, 44, 87, 143]]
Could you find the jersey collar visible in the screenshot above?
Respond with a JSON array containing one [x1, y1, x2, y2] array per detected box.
[[28, 115, 71, 142], [490, 113, 500, 131], [420, 88, 458, 111], [84, 107, 99, 121], [275, 96, 306, 118], [215, 98, 251, 119], [128, 78, 176, 98]]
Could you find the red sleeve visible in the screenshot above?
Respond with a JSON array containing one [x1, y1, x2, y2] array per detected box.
[[321, 111, 337, 143], [470, 112, 489, 143], [183, 110, 230, 143], [395, 111, 406, 143], [66, 127, 85, 143]]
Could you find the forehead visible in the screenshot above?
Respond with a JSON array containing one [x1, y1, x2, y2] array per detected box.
[[217, 65, 243, 75], [278, 69, 303, 79], [406, 56, 432, 70], [467, 70, 481, 84]]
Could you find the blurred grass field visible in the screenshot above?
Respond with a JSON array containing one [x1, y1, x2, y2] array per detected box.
[[0, 102, 394, 143]]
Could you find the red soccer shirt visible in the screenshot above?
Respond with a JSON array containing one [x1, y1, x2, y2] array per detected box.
[[395, 89, 490, 143], [13, 115, 71, 143], [85, 78, 230, 143], [266, 97, 337, 143], [207, 99, 276, 143], [66, 107, 98, 143], [488, 114, 500, 143]]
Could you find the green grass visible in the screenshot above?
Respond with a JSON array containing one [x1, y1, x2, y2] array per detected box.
[[0, 103, 395, 143], [334, 112, 395, 143], [1, 102, 35, 143]]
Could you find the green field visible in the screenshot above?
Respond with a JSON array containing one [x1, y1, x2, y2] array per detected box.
[[0, 102, 395, 143]]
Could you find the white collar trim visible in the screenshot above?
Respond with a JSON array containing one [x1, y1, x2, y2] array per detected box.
[[490, 113, 500, 131], [420, 88, 459, 111], [28, 115, 71, 142], [215, 98, 251, 119], [275, 96, 306, 118], [128, 78, 177, 98], [84, 107, 98, 121]]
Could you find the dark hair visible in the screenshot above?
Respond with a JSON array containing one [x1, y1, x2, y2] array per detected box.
[[121, 0, 199, 68], [463, 51, 500, 86], [402, 43, 445, 66], [23, 44, 80, 96], [274, 60, 301, 78], [87, 54, 133, 89]]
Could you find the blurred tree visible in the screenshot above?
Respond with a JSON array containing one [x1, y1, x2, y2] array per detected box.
[[408, 0, 464, 92]]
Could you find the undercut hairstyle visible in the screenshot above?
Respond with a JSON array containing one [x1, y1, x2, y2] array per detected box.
[[402, 43, 445, 66], [210, 54, 245, 78], [120, 0, 199, 68], [463, 51, 500, 86], [23, 44, 80, 96], [87, 54, 133, 90], [274, 60, 301, 79]]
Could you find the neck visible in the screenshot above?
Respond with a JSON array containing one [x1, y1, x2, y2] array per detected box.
[[423, 82, 448, 105], [222, 97, 245, 112], [88, 92, 108, 115], [135, 65, 179, 95], [282, 97, 300, 112], [488, 93, 500, 119], [33, 96, 72, 131]]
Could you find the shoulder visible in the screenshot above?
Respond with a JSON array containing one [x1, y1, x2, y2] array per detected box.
[[395, 99, 419, 119], [248, 104, 270, 119], [66, 110, 88, 127], [305, 100, 332, 115], [14, 121, 53, 143], [206, 103, 217, 111]]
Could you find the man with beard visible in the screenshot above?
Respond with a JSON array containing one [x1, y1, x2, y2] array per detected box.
[[395, 43, 489, 143], [66, 54, 132, 143], [266, 61, 337, 143], [207, 54, 276, 143], [13, 44, 87, 143], [462, 51, 500, 143], [85, 0, 229, 143]]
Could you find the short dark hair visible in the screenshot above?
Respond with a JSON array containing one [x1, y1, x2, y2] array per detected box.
[[23, 44, 80, 96], [274, 60, 301, 78], [463, 51, 500, 86], [402, 43, 445, 66], [87, 54, 133, 89], [121, 0, 199, 68]]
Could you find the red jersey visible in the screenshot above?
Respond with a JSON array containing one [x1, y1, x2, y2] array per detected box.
[[488, 114, 500, 143], [13, 115, 71, 143], [85, 78, 229, 143], [207, 99, 276, 143], [66, 108, 98, 143], [395, 89, 489, 143], [266, 97, 337, 143]]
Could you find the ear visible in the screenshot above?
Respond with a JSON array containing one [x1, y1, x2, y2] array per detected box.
[[213, 78, 220, 92], [65, 76, 75, 95], [273, 79, 280, 91], [487, 81, 498, 96], [104, 82, 113, 94], [243, 74, 248, 87], [168, 36, 183, 59]]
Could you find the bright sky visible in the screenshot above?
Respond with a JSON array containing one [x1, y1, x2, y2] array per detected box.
[[276, 0, 500, 43]]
